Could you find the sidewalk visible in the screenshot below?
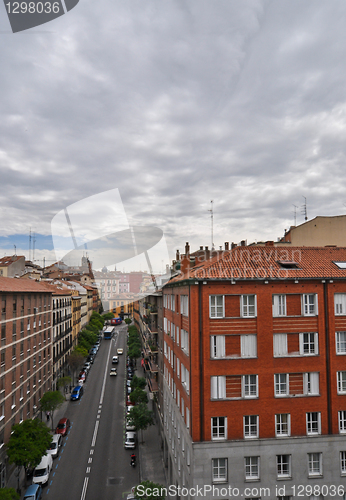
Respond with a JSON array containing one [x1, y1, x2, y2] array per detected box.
[[135, 362, 167, 488]]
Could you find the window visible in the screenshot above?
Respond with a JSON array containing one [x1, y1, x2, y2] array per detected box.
[[335, 294, 346, 315], [181, 329, 189, 354], [275, 374, 288, 396], [241, 335, 257, 357], [275, 414, 290, 437], [302, 294, 317, 316], [299, 333, 318, 355], [273, 295, 286, 316], [243, 375, 258, 398], [211, 376, 226, 400], [245, 456, 259, 480], [180, 296, 188, 316], [241, 295, 256, 317], [211, 417, 227, 440], [336, 332, 346, 354], [210, 295, 224, 318], [341, 451, 346, 475], [244, 415, 258, 438], [277, 455, 291, 478], [339, 411, 346, 434], [211, 336, 225, 358], [308, 453, 322, 476], [338, 372, 346, 394], [212, 458, 227, 483], [275, 373, 319, 396], [273, 334, 288, 356], [306, 412, 321, 435]]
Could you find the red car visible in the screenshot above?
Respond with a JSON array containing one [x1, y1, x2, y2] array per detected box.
[[55, 418, 70, 437]]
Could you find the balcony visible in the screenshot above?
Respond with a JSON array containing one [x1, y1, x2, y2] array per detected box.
[[147, 377, 158, 393]]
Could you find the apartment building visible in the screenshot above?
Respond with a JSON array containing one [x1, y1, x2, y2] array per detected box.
[[51, 288, 73, 390], [162, 245, 346, 498], [0, 277, 53, 487]]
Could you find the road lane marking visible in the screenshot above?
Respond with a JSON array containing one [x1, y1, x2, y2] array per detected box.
[[91, 420, 99, 447], [80, 477, 89, 500]]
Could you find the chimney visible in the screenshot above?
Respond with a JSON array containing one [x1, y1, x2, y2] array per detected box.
[[265, 241, 274, 247], [241, 240, 246, 247], [200, 246, 203, 251], [205, 246, 210, 260], [231, 242, 237, 249], [176, 249, 180, 261], [185, 242, 190, 256], [225, 242, 229, 250]]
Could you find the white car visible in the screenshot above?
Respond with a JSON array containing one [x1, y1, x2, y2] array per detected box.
[[117, 348, 124, 355], [110, 368, 117, 376], [124, 431, 137, 449], [126, 416, 136, 431], [46, 434, 63, 458]]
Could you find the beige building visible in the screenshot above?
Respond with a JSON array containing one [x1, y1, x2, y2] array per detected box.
[[0, 256, 25, 278], [279, 215, 346, 246]]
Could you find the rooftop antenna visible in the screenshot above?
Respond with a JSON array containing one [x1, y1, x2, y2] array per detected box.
[[292, 204, 298, 226], [14, 245, 16, 256], [208, 200, 215, 250], [301, 196, 308, 221], [32, 232, 36, 262], [29, 228, 32, 261]]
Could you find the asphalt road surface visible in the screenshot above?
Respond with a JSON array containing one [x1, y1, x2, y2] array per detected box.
[[44, 325, 139, 500]]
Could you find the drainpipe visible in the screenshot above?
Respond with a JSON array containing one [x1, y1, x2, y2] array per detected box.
[[199, 281, 204, 441], [323, 281, 332, 434]]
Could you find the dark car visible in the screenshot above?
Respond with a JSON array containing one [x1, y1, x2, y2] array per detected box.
[[55, 418, 70, 437]]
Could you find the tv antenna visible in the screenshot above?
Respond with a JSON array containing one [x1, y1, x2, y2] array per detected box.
[[208, 200, 214, 250], [292, 204, 298, 226], [301, 196, 308, 221]]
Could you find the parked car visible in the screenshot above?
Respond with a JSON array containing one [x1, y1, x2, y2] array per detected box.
[[55, 418, 70, 437], [32, 454, 53, 485], [46, 434, 63, 458], [124, 431, 137, 449], [23, 484, 42, 500], [112, 355, 119, 364], [126, 416, 136, 431], [117, 348, 124, 355], [110, 368, 117, 376], [83, 362, 91, 372], [71, 385, 84, 401]]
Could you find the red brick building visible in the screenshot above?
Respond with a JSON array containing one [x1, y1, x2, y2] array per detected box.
[[162, 245, 346, 497], [0, 277, 53, 487]]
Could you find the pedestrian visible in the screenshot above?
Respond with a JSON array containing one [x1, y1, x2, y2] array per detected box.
[[46, 411, 50, 421]]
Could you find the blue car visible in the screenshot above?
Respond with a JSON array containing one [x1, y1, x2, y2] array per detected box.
[[23, 484, 42, 500], [70, 385, 84, 401]]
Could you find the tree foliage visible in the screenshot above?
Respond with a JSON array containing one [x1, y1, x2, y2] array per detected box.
[[127, 403, 153, 432], [125, 318, 132, 325], [131, 375, 146, 390], [40, 391, 65, 430], [0, 488, 20, 500], [129, 387, 148, 405], [57, 376, 71, 392], [7, 419, 52, 472], [134, 480, 166, 500], [103, 312, 114, 320]]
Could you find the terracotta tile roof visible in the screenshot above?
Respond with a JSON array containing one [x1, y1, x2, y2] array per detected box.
[[0, 255, 25, 267], [0, 277, 53, 293], [169, 247, 346, 282]]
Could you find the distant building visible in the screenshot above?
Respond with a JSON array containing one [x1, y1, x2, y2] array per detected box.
[[0, 256, 25, 278], [279, 215, 346, 246]]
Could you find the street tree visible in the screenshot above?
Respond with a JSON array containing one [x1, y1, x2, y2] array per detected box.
[[130, 375, 146, 390], [127, 402, 154, 443], [40, 391, 64, 430], [129, 387, 148, 405], [7, 419, 52, 479], [67, 351, 85, 383], [125, 318, 132, 325], [135, 480, 166, 500], [0, 488, 20, 500]]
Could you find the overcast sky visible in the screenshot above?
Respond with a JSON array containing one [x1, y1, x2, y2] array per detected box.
[[1, 0, 346, 270]]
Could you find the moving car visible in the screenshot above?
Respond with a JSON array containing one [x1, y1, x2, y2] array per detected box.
[[32, 454, 53, 485], [23, 484, 42, 500], [117, 348, 124, 355], [55, 418, 70, 437], [71, 385, 84, 401], [110, 368, 117, 376], [124, 431, 137, 449], [112, 355, 119, 364], [46, 434, 63, 458]]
